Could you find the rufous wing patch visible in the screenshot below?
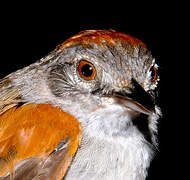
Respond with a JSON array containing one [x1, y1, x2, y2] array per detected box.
[[0, 104, 82, 179]]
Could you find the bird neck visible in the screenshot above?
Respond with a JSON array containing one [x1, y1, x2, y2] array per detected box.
[[65, 131, 153, 180]]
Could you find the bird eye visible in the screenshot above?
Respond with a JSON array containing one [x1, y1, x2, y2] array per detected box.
[[150, 65, 158, 83], [77, 60, 96, 80]]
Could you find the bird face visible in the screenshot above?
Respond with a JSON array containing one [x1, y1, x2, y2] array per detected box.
[[46, 30, 160, 145]]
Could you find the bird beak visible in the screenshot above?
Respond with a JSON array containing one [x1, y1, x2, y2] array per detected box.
[[112, 79, 155, 116], [113, 95, 153, 116]]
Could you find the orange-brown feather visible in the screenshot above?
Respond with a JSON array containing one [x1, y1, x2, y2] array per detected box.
[[58, 29, 147, 49], [0, 104, 82, 178]]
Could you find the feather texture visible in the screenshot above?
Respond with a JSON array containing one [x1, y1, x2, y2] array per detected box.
[[0, 78, 21, 115], [0, 104, 82, 179]]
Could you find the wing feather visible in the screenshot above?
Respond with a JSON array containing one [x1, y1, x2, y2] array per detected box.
[[0, 78, 22, 115], [0, 103, 82, 179]]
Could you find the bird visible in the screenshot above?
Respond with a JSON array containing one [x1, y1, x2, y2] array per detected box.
[[0, 29, 161, 180]]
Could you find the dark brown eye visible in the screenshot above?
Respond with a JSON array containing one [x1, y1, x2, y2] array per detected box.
[[150, 65, 158, 83], [77, 60, 96, 80]]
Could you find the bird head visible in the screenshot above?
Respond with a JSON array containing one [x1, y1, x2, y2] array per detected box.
[[39, 30, 161, 146], [0, 30, 161, 179]]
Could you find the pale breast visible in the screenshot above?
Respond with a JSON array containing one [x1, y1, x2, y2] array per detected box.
[[65, 132, 153, 180]]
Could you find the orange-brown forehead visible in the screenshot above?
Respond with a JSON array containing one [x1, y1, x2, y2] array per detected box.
[[58, 30, 147, 49]]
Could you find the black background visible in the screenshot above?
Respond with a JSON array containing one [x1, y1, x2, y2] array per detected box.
[[0, 2, 182, 179]]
